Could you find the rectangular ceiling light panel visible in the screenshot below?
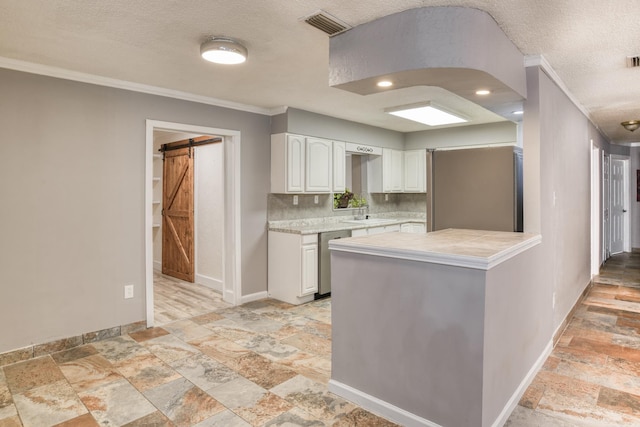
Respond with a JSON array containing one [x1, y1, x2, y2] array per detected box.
[[386, 102, 468, 126]]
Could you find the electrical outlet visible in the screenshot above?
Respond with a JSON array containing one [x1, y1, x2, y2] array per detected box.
[[385, 194, 389, 201], [293, 195, 298, 205], [314, 195, 319, 204], [124, 285, 134, 299]]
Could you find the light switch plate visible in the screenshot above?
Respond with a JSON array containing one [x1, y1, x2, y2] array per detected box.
[[293, 195, 299, 205]]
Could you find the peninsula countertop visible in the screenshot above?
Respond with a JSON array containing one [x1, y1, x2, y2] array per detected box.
[[329, 228, 541, 270]]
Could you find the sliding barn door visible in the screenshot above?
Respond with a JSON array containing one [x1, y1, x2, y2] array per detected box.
[[162, 147, 194, 282]]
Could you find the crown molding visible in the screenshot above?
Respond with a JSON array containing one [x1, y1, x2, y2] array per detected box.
[[524, 54, 604, 136], [0, 56, 285, 116]]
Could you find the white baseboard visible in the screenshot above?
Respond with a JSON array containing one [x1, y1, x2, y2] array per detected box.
[[195, 273, 222, 292], [153, 260, 161, 272], [328, 380, 441, 427], [490, 340, 553, 427], [240, 291, 268, 305]]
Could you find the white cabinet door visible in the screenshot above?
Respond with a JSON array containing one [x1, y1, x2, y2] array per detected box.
[[306, 137, 332, 192], [400, 223, 426, 233], [381, 148, 403, 192], [370, 149, 400, 193], [300, 243, 318, 296], [332, 140, 346, 193], [404, 150, 426, 193], [368, 226, 386, 235], [286, 134, 305, 192], [351, 228, 368, 237], [390, 149, 403, 192]]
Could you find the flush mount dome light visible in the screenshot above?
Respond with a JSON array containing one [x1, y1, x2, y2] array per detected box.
[[621, 120, 640, 132], [385, 102, 468, 126], [475, 89, 491, 95], [200, 37, 247, 64], [377, 80, 393, 87]]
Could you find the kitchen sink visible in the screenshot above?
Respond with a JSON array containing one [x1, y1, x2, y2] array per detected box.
[[341, 218, 397, 226]]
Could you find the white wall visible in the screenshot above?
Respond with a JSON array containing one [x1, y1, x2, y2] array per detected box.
[[195, 143, 224, 289]]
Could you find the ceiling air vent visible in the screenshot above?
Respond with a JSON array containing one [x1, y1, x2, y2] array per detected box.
[[303, 10, 350, 36], [627, 56, 640, 68]]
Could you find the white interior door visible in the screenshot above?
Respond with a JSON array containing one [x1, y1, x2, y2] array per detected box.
[[610, 158, 625, 254], [602, 153, 610, 259], [591, 144, 600, 275]]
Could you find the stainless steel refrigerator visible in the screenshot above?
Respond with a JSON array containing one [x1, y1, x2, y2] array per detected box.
[[427, 146, 523, 232]]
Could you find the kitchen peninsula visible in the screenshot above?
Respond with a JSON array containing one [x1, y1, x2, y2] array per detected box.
[[328, 229, 546, 427]]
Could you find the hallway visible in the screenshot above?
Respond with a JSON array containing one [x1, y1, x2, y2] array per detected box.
[[507, 252, 640, 426]]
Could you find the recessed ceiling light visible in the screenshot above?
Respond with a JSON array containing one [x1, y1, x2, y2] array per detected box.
[[377, 80, 393, 87], [475, 89, 491, 96], [201, 37, 247, 65], [512, 110, 524, 115], [385, 102, 468, 126]]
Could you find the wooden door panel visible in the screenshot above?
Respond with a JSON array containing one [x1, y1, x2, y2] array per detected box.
[[162, 147, 194, 282]]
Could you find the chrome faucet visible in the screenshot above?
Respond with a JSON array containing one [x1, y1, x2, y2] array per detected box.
[[355, 205, 369, 220]]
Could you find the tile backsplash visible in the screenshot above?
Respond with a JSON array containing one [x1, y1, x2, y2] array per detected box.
[[267, 192, 426, 221]]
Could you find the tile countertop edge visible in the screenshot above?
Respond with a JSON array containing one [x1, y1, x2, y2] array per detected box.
[[329, 233, 542, 271]]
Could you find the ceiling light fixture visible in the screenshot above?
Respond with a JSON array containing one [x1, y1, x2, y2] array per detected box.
[[386, 102, 468, 126], [377, 80, 393, 88], [475, 89, 491, 95], [512, 110, 524, 115], [621, 120, 640, 132], [200, 37, 247, 65]]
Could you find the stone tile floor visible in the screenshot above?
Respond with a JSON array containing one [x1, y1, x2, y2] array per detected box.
[[0, 288, 396, 426], [3, 253, 640, 426], [506, 251, 640, 426]]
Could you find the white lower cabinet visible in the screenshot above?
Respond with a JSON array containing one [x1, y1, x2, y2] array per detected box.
[[352, 224, 401, 236], [268, 231, 318, 305], [400, 223, 426, 233]]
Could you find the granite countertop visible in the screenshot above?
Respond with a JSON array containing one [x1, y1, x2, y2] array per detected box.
[[268, 213, 426, 235], [329, 228, 542, 270]]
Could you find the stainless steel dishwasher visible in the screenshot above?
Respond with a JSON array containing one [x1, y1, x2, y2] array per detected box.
[[316, 229, 351, 299]]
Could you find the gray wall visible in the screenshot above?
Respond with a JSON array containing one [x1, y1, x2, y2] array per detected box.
[[524, 67, 592, 330], [0, 68, 271, 353], [274, 108, 404, 149], [405, 122, 517, 150], [331, 251, 486, 426]]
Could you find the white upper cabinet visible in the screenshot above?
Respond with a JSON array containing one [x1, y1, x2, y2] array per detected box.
[[271, 133, 333, 193], [403, 149, 426, 193], [369, 148, 403, 193], [271, 133, 305, 193], [332, 140, 346, 193], [305, 137, 332, 192], [389, 149, 403, 192]]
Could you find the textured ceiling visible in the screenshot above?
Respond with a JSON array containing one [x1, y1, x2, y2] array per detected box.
[[0, 0, 638, 143]]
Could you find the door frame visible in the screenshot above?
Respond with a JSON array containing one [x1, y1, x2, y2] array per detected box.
[[145, 120, 242, 327], [610, 155, 631, 254], [602, 152, 610, 260], [590, 141, 601, 276]]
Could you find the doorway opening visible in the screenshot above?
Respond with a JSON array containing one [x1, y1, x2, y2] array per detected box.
[[145, 120, 241, 328]]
